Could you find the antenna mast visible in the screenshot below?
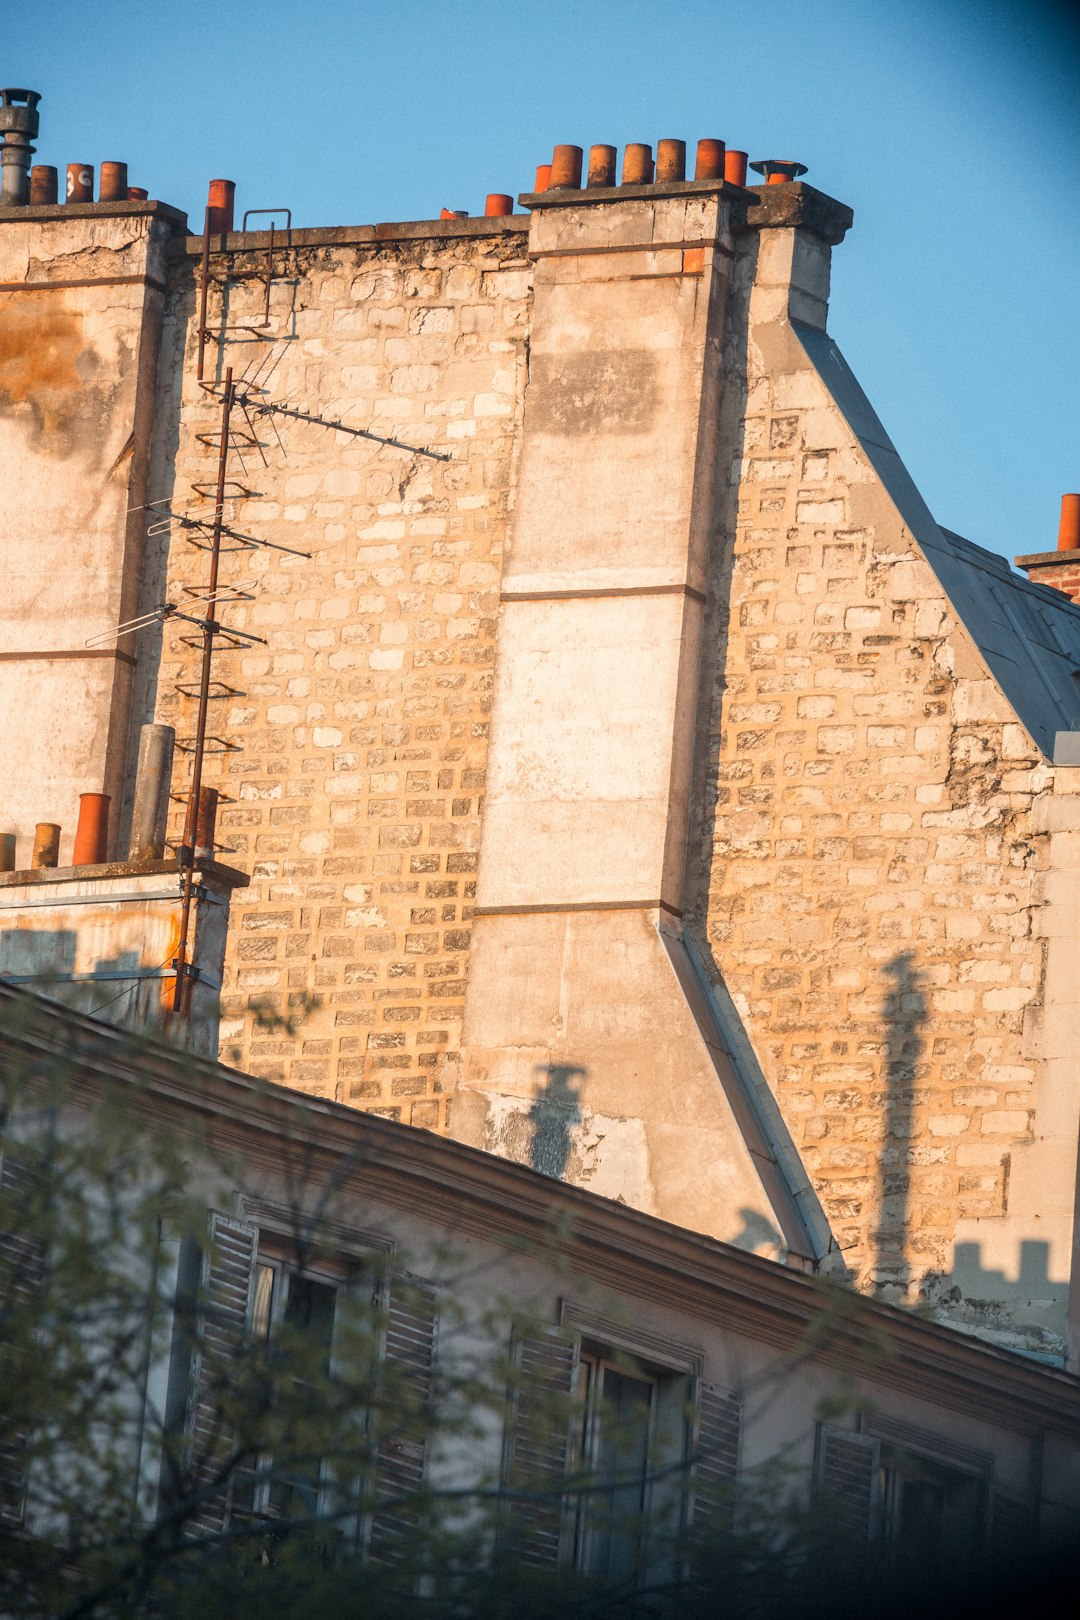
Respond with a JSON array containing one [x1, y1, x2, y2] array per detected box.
[[172, 367, 235, 1014]]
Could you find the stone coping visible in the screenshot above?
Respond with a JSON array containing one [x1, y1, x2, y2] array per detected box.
[[742, 182, 853, 243], [518, 176, 748, 208], [517, 179, 853, 243], [1015, 550, 1080, 568], [0, 857, 249, 892], [172, 214, 530, 258], [0, 199, 188, 230]]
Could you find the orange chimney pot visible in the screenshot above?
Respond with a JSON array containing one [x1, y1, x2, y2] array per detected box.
[[72, 793, 110, 865]]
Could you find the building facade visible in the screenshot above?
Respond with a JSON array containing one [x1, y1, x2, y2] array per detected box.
[[2, 106, 1079, 1363], [2, 982, 1077, 1596]]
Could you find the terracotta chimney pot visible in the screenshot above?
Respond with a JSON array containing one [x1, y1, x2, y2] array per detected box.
[[694, 138, 725, 181], [724, 149, 748, 187], [549, 145, 583, 189], [621, 143, 653, 185]]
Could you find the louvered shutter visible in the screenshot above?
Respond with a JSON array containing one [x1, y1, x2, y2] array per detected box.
[[815, 1424, 879, 1541], [184, 1212, 257, 1536], [0, 1149, 46, 1526], [500, 1328, 578, 1567], [991, 1489, 1035, 1552], [691, 1381, 741, 1537], [368, 1274, 438, 1566]]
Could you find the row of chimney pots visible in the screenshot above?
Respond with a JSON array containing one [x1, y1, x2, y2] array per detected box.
[[0, 728, 219, 876], [460, 142, 805, 219], [26, 161, 149, 205]]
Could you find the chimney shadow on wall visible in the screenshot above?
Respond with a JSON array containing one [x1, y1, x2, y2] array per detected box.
[[873, 951, 928, 1299], [0, 927, 78, 986], [729, 1205, 783, 1257], [925, 1238, 1065, 1361], [0, 933, 166, 1028], [528, 1063, 585, 1180]]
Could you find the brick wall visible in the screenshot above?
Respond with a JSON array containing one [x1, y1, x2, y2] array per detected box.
[[1015, 554, 1080, 604], [140, 220, 532, 1123]]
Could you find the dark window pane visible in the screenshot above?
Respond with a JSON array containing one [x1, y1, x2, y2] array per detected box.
[[284, 1274, 336, 1375], [586, 1366, 654, 1583]]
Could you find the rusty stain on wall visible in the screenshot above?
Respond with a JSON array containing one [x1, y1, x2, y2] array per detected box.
[[0, 299, 97, 450]]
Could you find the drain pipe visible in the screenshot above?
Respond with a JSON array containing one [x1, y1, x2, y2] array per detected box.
[[129, 723, 176, 861]]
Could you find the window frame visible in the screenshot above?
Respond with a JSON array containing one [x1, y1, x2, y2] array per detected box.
[[228, 1197, 395, 1543], [815, 1414, 996, 1551], [862, 1414, 993, 1552], [232, 1252, 346, 1526], [571, 1348, 664, 1581], [556, 1301, 711, 1585]]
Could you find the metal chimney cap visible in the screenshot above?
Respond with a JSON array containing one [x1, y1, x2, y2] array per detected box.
[[749, 158, 808, 181], [0, 88, 41, 131]]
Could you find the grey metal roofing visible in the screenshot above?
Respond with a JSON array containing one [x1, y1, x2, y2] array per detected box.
[[793, 321, 1080, 762]]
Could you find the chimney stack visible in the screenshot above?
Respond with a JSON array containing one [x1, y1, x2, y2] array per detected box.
[[1015, 495, 1080, 604], [0, 88, 40, 205]]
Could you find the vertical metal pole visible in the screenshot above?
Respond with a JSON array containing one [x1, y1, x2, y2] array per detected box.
[[196, 204, 212, 383], [172, 368, 233, 1015], [263, 221, 275, 327]]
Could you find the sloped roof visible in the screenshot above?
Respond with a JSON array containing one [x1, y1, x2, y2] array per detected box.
[[794, 322, 1080, 762]]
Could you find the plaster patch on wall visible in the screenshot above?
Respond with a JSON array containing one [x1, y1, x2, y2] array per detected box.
[[478, 1089, 656, 1212], [527, 350, 658, 436]]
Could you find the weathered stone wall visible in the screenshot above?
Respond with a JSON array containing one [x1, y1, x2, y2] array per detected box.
[[5, 183, 1075, 1354], [693, 224, 1067, 1348], [451, 187, 798, 1253], [0, 202, 179, 863], [136, 219, 531, 1124]]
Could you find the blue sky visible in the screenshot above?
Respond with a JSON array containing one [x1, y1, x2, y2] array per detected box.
[[7, 0, 1079, 562]]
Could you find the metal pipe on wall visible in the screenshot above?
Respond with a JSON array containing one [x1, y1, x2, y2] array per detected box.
[[129, 723, 176, 861]]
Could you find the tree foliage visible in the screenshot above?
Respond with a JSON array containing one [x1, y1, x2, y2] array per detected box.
[[0, 993, 1059, 1619]]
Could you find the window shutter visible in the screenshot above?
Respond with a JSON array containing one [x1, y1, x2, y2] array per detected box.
[[815, 1424, 879, 1541], [500, 1328, 579, 1567], [184, 1212, 257, 1536], [691, 1381, 741, 1535], [991, 1489, 1035, 1551], [368, 1274, 438, 1567]]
